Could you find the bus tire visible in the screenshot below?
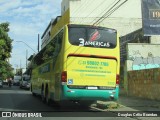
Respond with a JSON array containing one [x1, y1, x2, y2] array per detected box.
[[41, 85, 46, 103], [45, 87, 51, 105], [31, 85, 36, 96]]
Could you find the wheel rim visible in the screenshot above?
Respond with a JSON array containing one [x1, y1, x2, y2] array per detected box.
[[41, 90, 46, 102]]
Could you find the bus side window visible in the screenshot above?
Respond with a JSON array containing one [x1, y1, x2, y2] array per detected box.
[[53, 30, 63, 57], [42, 37, 55, 61], [52, 30, 63, 68]]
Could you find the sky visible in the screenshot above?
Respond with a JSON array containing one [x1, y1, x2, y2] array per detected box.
[[0, 0, 62, 70]]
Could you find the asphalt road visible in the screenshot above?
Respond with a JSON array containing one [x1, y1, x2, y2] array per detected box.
[[0, 85, 141, 120], [0, 85, 98, 111]]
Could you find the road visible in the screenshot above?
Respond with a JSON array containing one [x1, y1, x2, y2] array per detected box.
[[0, 85, 100, 111], [0, 85, 154, 120]]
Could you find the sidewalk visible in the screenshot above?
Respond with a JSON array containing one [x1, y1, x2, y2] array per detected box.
[[96, 95, 160, 111], [95, 95, 160, 120]]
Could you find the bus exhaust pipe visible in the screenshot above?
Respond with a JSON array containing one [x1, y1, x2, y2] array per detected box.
[[110, 96, 114, 100]]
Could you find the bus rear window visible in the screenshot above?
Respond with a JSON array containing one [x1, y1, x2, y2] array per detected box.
[[68, 25, 117, 48]]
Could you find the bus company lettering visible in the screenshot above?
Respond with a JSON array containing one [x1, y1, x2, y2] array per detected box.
[[79, 38, 110, 47], [78, 60, 109, 66]]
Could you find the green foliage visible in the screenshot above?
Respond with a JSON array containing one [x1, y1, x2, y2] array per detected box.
[[0, 22, 10, 32], [0, 23, 12, 60], [0, 60, 14, 79], [0, 22, 13, 79]]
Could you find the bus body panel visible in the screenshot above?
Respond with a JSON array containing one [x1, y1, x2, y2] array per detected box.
[[67, 56, 117, 87], [62, 85, 119, 100]]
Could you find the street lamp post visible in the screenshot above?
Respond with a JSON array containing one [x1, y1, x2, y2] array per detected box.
[[15, 41, 36, 70], [26, 50, 28, 69], [16, 41, 36, 53]]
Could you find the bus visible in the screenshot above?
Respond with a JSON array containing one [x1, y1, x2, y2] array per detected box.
[[31, 24, 120, 106]]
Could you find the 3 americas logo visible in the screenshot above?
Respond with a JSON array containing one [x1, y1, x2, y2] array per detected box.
[[79, 29, 110, 47]]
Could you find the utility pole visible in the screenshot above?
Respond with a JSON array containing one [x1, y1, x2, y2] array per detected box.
[[26, 50, 28, 69], [38, 34, 40, 52], [20, 59, 21, 69]]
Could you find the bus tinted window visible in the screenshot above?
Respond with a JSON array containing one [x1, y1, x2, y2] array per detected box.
[[33, 30, 63, 67], [68, 25, 117, 48]]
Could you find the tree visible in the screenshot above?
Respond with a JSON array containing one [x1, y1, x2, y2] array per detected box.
[[0, 22, 13, 79], [0, 22, 12, 60]]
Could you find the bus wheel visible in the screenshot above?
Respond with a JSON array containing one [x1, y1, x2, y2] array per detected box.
[[45, 88, 51, 105], [41, 87, 46, 103], [31, 85, 36, 96]]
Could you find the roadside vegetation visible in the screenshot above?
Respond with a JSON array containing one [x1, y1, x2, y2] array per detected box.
[[0, 22, 14, 79]]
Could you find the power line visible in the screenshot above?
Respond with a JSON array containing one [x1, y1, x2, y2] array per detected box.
[[94, 0, 128, 25], [79, 0, 107, 24], [72, 0, 89, 17], [90, 0, 119, 24], [93, 0, 121, 25]]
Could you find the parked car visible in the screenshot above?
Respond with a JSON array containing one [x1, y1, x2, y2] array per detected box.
[[0, 80, 3, 88], [13, 76, 21, 86], [3, 80, 8, 85], [13, 79, 20, 86], [25, 81, 31, 90], [20, 75, 30, 90]]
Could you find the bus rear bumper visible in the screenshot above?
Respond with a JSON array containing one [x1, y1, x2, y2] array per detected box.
[[62, 86, 119, 101]]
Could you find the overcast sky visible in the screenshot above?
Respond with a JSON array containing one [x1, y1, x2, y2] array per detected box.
[[0, 0, 62, 69]]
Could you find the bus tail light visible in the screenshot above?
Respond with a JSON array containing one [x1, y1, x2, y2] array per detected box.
[[116, 74, 120, 85], [61, 71, 67, 82]]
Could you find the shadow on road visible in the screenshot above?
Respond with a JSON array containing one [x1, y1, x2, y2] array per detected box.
[[0, 85, 93, 112]]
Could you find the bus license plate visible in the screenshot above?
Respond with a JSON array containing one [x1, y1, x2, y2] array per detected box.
[[87, 87, 98, 89]]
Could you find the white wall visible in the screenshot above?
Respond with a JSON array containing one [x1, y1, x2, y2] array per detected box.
[[150, 36, 160, 44], [69, 0, 142, 18], [61, 0, 70, 15], [61, 0, 142, 36]]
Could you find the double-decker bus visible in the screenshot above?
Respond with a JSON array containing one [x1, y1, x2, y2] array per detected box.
[[31, 24, 120, 106]]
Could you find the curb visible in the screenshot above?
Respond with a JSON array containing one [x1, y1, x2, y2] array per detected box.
[[95, 101, 160, 111]]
